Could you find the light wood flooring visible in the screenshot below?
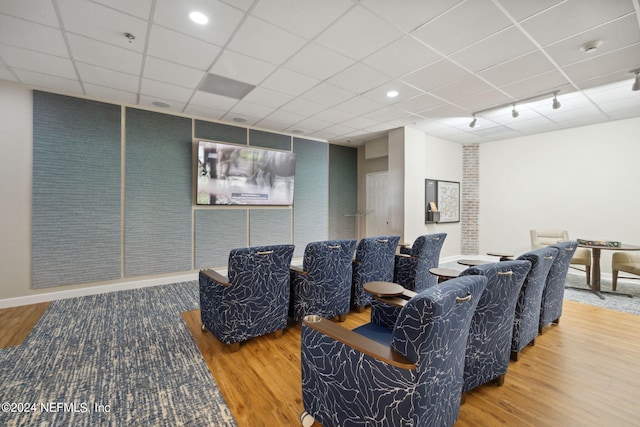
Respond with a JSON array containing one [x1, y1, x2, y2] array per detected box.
[[3, 300, 639, 426]]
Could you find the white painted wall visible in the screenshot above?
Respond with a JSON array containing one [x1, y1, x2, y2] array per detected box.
[[479, 116, 640, 273], [403, 127, 462, 258]]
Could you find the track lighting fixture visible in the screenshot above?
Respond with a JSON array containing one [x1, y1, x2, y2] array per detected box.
[[468, 90, 562, 129], [632, 69, 640, 92]]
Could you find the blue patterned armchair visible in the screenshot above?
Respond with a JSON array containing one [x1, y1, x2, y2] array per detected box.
[[199, 244, 295, 352], [539, 241, 578, 333], [300, 275, 487, 427], [394, 233, 447, 292], [458, 260, 531, 391], [511, 247, 558, 361], [351, 235, 400, 312], [289, 239, 357, 322]]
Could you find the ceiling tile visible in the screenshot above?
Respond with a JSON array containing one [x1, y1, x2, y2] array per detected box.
[[457, 90, 514, 113], [260, 109, 306, 128], [84, 83, 137, 105], [362, 36, 442, 79], [544, 14, 640, 67], [411, 0, 512, 55], [0, 14, 68, 57], [284, 42, 354, 80], [14, 69, 82, 94], [251, 0, 353, 39], [500, 70, 570, 99], [519, 0, 635, 46], [228, 16, 307, 65], [563, 44, 640, 84], [260, 68, 320, 96], [313, 108, 358, 124], [93, 0, 153, 19], [327, 62, 390, 94], [494, 0, 564, 22], [57, 0, 148, 53], [189, 91, 237, 111], [430, 75, 497, 102], [153, 0, 244, 45], [68, 34, 142, 75], [0, 45, 76, 79], [224, 100, 275, 122], [210, 50, 277, 85], [315, 7, 403, 61], [285, 116, 333, 132], [450, 26, 537, 73], [143, 56, 205, 88], [0, 65, 17, 81], [183, 104, 227, 120], [140, 78, 194, 103], [241, 87, 294, 108], [280, 97, 328, 116], [139, 95, 185, 113], [148, 25, 221, 71], [479, 51, 556, 88], [76, 63, 139, 92], [362, 0, 464, 32], [401, 59, 470, 92], [301, 82, 355, 107], [0, 0, 59, 26], [334, 95, 386, 116]]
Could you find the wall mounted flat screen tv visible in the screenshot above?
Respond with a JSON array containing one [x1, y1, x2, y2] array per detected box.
[[197, 141, 296, 205]]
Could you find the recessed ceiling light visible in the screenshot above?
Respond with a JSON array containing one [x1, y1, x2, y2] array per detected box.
[[189, 11, 209, 25], [292, 129, 305, 134], [233, 117, 247, 123], [152, 101, 171, 108], [386, 90, 399, 98]]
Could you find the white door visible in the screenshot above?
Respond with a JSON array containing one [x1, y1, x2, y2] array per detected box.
[[366, 172, 389, 236]]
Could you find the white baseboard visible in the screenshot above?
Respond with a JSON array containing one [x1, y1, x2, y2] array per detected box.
[[0, 273, 198, 309]]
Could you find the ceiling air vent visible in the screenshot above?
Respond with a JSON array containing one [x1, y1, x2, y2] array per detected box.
[[197, 73, 256, 100]]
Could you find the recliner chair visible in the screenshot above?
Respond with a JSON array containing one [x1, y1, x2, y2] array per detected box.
[[394, 233, 446, 292], [289, 239, 357, 322], [199, 244, 295, 352], [539, 241, 578, 332], [612, 252, 640, 291], [300, 275, 487, 427], [459, 260, 531, 391], [511, 247, 558, 361], [530, 229, 591, 285], [351, 235, 400, 312]]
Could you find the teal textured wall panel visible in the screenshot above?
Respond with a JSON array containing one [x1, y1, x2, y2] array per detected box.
[[195, 209, 248, 269], [125, 108, 192, 277], [249, 129, 291, 151], [32, 91, 122, 288], [249, 209, 292, 247], [292, 138, 328, 257], [194, 120, 247, 145], [329, 144, 357, 240]]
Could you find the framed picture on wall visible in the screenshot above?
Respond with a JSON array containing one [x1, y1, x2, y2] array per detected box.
[[436, 180, 460, 223]]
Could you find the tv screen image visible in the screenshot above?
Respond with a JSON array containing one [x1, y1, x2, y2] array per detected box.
[[197, 141, 296, 205]]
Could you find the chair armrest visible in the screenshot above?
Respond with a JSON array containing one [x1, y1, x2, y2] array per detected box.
[[395, 253, 416, 260], [352, 259, 362, 266], [200, 269, 231, 286], [303, 317, 415, 370], [290, 265, 308, 275]]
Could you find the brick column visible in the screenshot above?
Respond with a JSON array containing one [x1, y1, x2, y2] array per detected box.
[[461, 144, 479, 255]]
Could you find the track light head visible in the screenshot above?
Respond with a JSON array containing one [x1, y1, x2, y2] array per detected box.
[[632, 69, 640, 91], [552, 93, 561, 110], [469, 115, 477, 128], [511, 104, 519, 118]]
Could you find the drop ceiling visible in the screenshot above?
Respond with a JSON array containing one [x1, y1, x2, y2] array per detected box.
[[1, 0, 639, 144]]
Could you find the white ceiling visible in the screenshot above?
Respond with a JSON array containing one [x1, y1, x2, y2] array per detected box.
[[1, 0, 639, 145]]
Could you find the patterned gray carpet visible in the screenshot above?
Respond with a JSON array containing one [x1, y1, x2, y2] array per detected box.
[[0, 282, 236, 427]]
